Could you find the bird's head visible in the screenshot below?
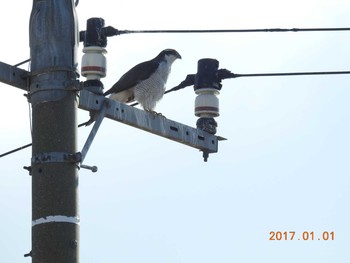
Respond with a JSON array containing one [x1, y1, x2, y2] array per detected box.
[[158, 49, 182, 63]]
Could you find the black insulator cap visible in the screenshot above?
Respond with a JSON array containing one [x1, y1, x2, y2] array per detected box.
[[83, 80, 104, 95], [194, 58, 221, 91], [84, 18, 107, 47]]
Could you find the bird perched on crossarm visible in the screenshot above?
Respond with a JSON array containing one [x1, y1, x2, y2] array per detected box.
[[79, 49, 181, 127], [104, 49, 181, 113]]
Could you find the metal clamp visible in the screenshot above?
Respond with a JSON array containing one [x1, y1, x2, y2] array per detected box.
[[31, 152, 80, 164], [31, 152, 98, 173]]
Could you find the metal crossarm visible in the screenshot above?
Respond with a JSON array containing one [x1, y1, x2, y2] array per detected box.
[[78, 90, 221, 154], [0, 61, 29, 91]]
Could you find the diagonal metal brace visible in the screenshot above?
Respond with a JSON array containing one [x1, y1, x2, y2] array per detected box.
[[79, 99, 109, 163]]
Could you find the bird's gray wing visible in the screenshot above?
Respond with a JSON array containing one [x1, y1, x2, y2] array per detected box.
[[103, 60, 160, 96]]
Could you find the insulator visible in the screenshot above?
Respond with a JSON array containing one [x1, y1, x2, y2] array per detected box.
[[194, 59, 221, 137], [194, 88, 220, 117], [81, 46, 107, 80]]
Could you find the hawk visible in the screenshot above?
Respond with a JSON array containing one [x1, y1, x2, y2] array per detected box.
[[80, 49, 181, 127], [104, 49, 181, 112]]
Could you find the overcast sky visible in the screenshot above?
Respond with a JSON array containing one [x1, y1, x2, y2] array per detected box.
[[1, 0, 350, 262]]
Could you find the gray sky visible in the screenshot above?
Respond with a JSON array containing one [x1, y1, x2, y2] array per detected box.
[[1, 0, 349, 262]]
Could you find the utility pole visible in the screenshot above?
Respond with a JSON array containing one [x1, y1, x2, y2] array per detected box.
[[1, 1, 225, 262], [29, 1, 79, 262]]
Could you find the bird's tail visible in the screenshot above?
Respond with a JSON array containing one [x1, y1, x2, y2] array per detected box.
[[78, 118, 94, 127], [103, 87, 113, 97], [78, 111, 97, 127]]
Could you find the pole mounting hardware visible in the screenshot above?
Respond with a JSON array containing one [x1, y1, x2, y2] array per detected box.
[[31, 152, 81, 165]]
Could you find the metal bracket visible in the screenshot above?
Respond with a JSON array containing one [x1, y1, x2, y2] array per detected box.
[[31, 152, 80, 164], [23, 166, 32, 175], [0, 61, 29, 91], [31, 151, 98, 173], [24, 251, 32, 258], [78, 90, 223, 157], [80, 164, 98, 173], [79, 99, 108, 164]]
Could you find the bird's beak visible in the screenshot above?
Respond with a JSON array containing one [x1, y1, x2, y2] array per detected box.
[[176, 52, 182, 59]]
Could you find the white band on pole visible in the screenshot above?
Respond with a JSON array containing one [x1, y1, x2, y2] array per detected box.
[[32, 215, 80, 227]]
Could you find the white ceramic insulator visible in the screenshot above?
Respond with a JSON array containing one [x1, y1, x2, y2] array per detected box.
[[194, 88, 220, 117], [81, 46, 107, 79]]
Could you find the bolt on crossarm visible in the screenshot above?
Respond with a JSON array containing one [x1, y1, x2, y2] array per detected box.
[[29, 0, 80, 262]]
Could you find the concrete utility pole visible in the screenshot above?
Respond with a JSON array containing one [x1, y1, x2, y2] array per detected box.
[[29, 0, 79, 262], [1, 2, 224, 262]]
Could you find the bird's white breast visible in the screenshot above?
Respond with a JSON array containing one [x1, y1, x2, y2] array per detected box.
[[134, 60, 172, 111]]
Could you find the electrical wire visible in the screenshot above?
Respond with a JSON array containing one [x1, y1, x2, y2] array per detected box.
[[13, 58, 31, 67], [80, 26, 350, 41], [231, 70, 350, 78], [113, 27, 350, 36], [0, 143, 32, 158], [129, 70, 350, 106]]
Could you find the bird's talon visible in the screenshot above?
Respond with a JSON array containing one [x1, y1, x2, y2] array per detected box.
[[157, 112, 166, 118], [145, 110, 166, 119]]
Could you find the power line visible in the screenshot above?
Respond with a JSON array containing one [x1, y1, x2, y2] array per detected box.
[[226, 70, 350, 78], [13, 58, 31, 67], [0, 143, 32, 158], [113, 27, 350, 35], [80, 26, 350, 41], [129, 70, 350, 107], [163, 70, 350, 95]]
